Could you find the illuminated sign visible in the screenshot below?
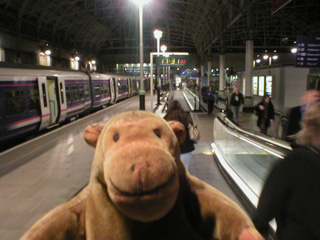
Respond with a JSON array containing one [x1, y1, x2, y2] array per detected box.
[[156, 56, 189, 67], [295, 36, 320, 68], [252, 76, 258, 95], [266, 76, 273, 97], [258, 76, 265, 96]]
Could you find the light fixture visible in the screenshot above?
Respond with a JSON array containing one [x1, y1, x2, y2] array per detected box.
[[291, 48, 297, 53], [75, 56, 80, 61], [263, 55, 269, 60], [91, 60, 96, 65], [131, 0, 150, 4], [154, 29, 162, 40], [160, 45, 167, 53], [272, 55, 278, 60], [131, 0, 151, 110], [45, 49, 51, 56], [256, 59, 261, 63]]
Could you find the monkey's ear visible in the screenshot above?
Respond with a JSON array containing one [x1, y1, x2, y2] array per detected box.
[[83, 123, 105, 148], [168, 121, 186, 144]]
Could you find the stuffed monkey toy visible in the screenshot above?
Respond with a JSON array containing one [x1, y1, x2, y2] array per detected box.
[[21, 111, 263, 240]]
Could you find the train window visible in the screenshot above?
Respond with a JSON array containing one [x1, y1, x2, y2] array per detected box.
[[79, 85, 84, 100], [28, 88, 40, 111], [103, 82, 109, 96], [84, 84, 90, 99], [4, 90, 26, 116], [95, 83, 100, 97], [60, 83, 65, 104], [118, 80, 128, 94], [66, 86, 71, 103], [42, 84, 48, 108], [71, 86, 79, 102]]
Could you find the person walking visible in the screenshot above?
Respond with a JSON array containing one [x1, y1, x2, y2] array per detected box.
[[255, 95, 275, 135], [253, 102, 320, 240], [286, 89, 320, 142], [205, 86, 216, 115], [230, 88, 244, 123], [163, 100, 195, 170]]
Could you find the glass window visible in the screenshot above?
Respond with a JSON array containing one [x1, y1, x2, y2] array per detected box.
[[60, 83, 65, 104], [95, 83, 101, 97], [28, 88, 39, 111], [71, 86, 79, 101], [84, 84, 90, 99], [4, 90, 26, 115], [79, 85, 84, 100], [42, 84, 47, 107], [66, 86, 71, 103], [103, 82, 109, 96]]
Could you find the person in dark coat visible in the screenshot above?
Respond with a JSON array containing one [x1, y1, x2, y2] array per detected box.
[[163, 100, 195, 170], [230, 88, 244, 123], [205, 86, 216, 115], [285, 89, 320, 142], [201, 84, 209, 103], [255, 95, 274, 134], [253, 102, 320, 240]]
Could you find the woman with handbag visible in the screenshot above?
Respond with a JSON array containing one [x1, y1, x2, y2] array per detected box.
[[164, 100, 197, 170]]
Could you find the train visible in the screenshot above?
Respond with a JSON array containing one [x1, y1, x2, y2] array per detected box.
[[0, 64, 150, 144]]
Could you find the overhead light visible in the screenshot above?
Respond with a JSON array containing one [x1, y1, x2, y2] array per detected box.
[[91, 60, 96, 65], [75, 56, 80, 61], [291, 48, 297, 53], [131, 0, 151, 5], [263, 55, 269, 60], [272, 55, 278, 60], [45, 50, 51, 56], [153, 29, 162, 39], [256, 59, 261, 63], [160, 45, 167, 52]]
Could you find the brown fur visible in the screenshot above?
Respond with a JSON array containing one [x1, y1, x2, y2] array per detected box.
[[21, 111, 263, 240]]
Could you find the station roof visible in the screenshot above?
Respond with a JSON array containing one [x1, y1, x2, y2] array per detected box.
[[0, 0, 319, 57]]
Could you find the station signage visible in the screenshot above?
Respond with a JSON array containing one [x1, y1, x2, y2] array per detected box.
[[156, 55, 189, 67], [295, 36, 320, 68]]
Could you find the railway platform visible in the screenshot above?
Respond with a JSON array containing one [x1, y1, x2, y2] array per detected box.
[[0, 89, 288, 240]]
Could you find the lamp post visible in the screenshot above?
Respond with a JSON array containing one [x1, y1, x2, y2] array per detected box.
[[132, 0, 150, 110], [161, 45, 167, 90], [154, 29, 162, 105]]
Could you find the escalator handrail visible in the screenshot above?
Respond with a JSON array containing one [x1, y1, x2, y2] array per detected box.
[[216, 116, 292, 157], [224, 117, 292, 151]]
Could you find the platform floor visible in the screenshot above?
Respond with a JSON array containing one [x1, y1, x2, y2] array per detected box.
[[0, 90, 251, 240]]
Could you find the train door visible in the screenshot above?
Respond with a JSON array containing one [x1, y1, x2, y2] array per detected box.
[[47, 77, 60, 125], [111, 77, 117, 102], [128, 78, 132, 96], [37, 77, 60, 130]]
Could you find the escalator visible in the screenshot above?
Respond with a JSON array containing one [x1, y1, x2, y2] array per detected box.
[[212, 116, 292, 239]]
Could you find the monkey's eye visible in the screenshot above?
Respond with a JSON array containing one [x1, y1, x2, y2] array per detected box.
[[154, 129, 161, 138], [113, 133, 119, 142]]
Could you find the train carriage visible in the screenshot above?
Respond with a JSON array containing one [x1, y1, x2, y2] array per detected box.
[[90, 73, 114, 109], [0, 64, 149, 144], [0, 67, 90, 142]]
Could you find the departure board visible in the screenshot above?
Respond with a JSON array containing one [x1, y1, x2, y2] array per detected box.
[[156, 56, 189, 67]]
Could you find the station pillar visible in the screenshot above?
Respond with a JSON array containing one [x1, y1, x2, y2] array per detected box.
[[219, 49, 226, 91], [245, 39, 254, 97], [207, 56, 212, 86]]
